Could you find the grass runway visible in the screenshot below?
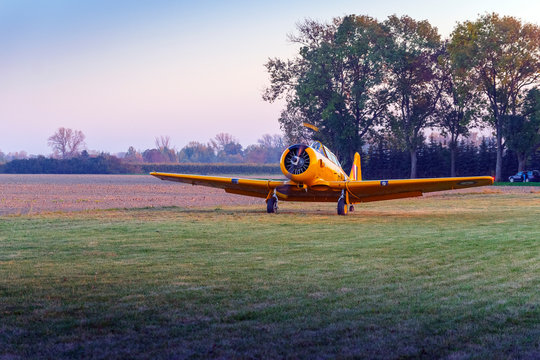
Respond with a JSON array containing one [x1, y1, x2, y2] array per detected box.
[[1, 192, 539, 359]]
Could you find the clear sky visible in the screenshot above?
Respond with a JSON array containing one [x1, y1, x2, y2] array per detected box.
[[1, 0, 539, 155]]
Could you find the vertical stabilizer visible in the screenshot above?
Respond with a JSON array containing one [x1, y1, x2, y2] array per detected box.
[[349, 152, 362, 181]]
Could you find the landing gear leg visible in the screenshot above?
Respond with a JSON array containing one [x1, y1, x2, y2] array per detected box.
[[267, 195, 278, 213], [337, 191, 348, 215]]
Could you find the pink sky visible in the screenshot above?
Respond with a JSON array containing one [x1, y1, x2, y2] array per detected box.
[[1, 0, 539, 155]]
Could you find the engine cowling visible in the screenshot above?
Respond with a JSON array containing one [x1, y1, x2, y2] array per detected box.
[[283, 145, 310, 174], [280, 143, 348, 187], [280, 144, 314, 183]]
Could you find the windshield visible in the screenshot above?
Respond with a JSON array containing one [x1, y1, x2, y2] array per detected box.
[[310, 141, 324, 154], [310, 141, 342, 168], [322, 146, 342, 168]]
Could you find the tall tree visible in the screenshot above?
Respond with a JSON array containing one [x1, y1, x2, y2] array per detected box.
[[47, 127, 86, 159], [448, 13, 540, 181], [384, 15, 443, 178], [274, 104, 313, 145], [264, 15, 391, 167], [502, 88, 540, 171], [437, 43, 484, 176]]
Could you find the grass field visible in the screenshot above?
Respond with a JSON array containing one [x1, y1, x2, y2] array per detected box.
[[1, 192, 539, 359], [495, 181, 540, 186]]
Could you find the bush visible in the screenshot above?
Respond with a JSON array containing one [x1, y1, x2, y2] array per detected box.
[[0, 155, 141, 174]]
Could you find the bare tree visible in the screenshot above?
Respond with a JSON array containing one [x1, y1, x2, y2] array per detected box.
[[257, 134, 283, 149], [153, 135, 177, 162], [155, 135, 172, 150], [210, 133, 237, 153], [48, 127, 86, 159]]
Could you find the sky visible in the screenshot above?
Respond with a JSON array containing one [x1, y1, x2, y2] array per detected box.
[[1, 0, 540, 156]]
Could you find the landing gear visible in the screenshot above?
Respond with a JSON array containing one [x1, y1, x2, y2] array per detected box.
[[267, 195, 278, 213], [337, 196, 348, 216], [338, 190, 353, 215]]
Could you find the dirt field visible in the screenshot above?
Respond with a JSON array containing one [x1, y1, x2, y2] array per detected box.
[[1, 174, 538, 215], [0, 174, 263, 215]]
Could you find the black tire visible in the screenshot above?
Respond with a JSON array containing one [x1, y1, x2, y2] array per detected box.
[[267, 196, 277, 213], [337, 197, 347, 215]]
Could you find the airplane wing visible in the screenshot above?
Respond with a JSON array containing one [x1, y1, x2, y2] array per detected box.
[[150, 172, 287, 199], [151, 172, 493, 203], [328, 176, 494, 203]]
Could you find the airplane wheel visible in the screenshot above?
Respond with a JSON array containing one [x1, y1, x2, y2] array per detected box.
[[337, 197, 347, 215], [510, 178, 514, 183], [267, 196, 278, 213]]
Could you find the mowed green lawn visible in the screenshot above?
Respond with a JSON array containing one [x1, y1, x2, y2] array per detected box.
[[1, 191, 539, 359]]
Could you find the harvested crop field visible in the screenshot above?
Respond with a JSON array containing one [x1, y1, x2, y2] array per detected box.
[[0, 174, 263, 215], [1, 174, 538, 215]]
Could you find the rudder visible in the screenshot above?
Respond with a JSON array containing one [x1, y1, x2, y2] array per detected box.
[[349, 152, 362, 181]]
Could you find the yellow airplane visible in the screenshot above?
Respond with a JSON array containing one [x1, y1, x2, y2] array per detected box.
[[150, 141, 494, 215]]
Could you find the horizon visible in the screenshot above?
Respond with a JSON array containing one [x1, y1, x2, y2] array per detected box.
[[0, 129, 495, 161], [2, 0, 539, 155]]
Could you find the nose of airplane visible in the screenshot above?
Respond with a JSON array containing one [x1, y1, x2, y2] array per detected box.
[[281, 144, 311, 176]]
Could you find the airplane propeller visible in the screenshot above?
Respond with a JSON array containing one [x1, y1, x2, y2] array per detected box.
[[284, 145, 310, 175]]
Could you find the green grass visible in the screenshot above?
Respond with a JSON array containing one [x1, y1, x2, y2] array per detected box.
[[495, 181, 540, 186], [1, 193, 539, 359]]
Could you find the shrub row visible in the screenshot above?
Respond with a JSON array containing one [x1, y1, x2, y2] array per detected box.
[[0, 156, 139, 174]]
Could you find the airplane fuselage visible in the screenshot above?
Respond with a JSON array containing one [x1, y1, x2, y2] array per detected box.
[[280, 142, 347, 189]]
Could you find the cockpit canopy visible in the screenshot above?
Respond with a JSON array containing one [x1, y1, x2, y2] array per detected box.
[[310, 141, 342, 168]]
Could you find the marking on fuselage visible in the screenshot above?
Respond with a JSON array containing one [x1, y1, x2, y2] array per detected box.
[[380, 181, 389, 186], [458, 181, 476, 186], [231, 178, 239, 184]]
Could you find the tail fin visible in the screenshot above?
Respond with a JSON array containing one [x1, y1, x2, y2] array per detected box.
[[349, 152, 362, 181]]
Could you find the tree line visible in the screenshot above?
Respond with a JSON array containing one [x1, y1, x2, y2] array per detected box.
[[0, 131, 286, 173], [2, 133, 539, 179], [263, 13, 540, 180], [0, 131, 284, 166], [363, 135, 540, 179], [124, 133, 284, 164]]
